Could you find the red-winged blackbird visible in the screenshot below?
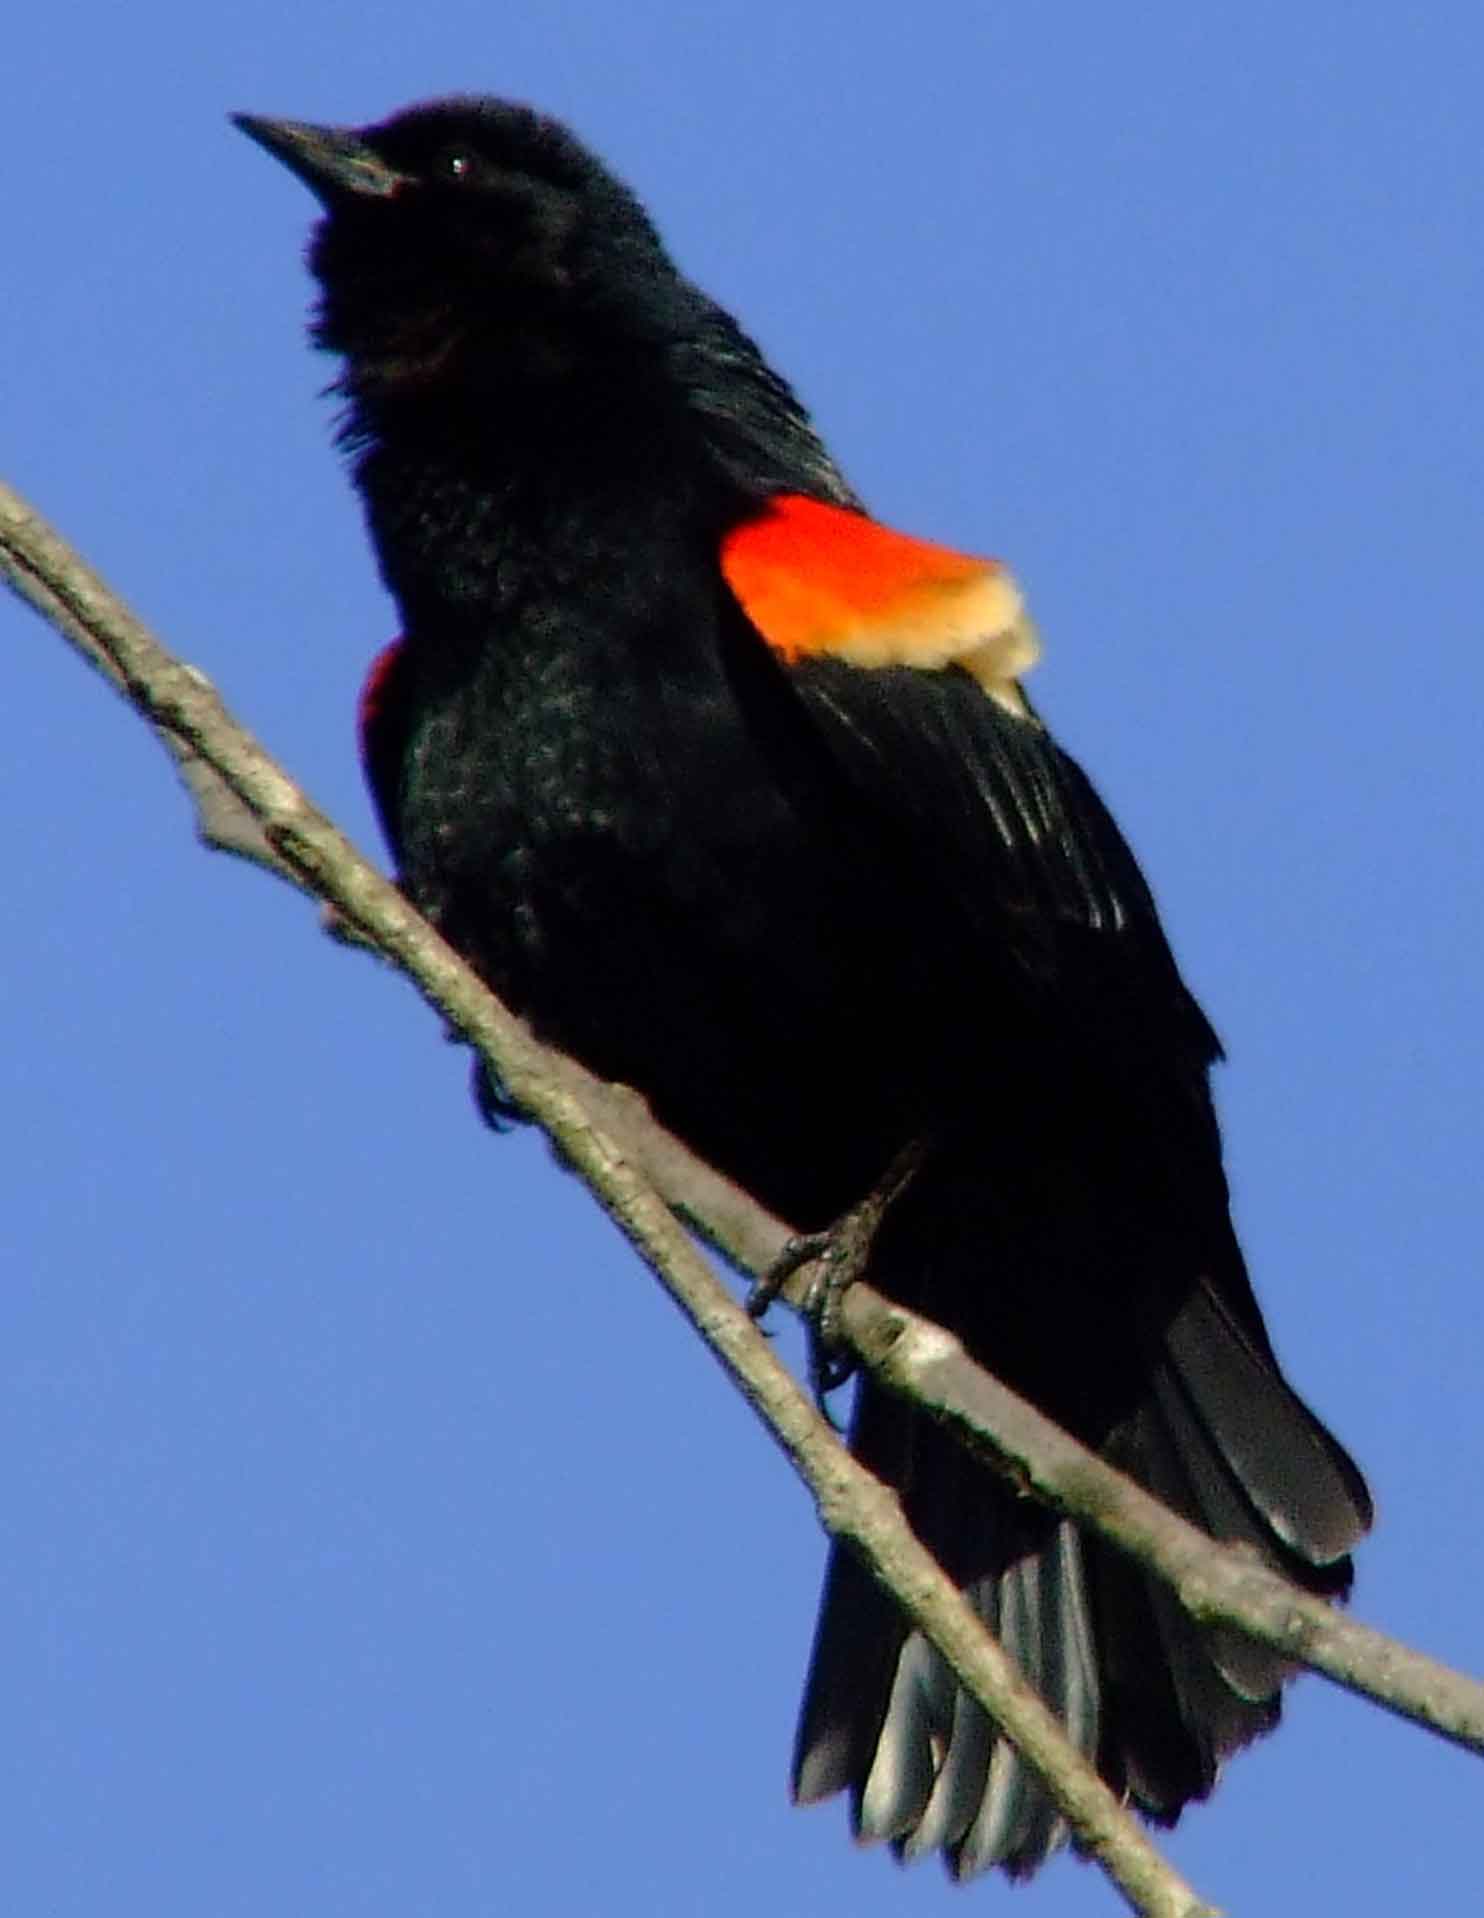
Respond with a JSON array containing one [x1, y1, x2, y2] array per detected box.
[[237, 98, 1371, 1881]]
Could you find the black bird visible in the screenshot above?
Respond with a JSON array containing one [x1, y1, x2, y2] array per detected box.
[[237, 97, 1371, 1880]]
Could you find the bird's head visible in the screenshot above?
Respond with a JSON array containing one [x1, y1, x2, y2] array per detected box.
[[235, 96, 849, 502], [235, 97, 692, 414]]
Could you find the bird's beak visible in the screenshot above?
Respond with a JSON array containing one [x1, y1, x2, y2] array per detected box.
[[232, 114, 406, 204]]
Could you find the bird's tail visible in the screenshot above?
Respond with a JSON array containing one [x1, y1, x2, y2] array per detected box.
[[791, 1267, 1371, 1880]]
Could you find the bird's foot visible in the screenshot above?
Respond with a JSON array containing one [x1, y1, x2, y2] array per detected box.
[[748, 1141, 928, 1410]]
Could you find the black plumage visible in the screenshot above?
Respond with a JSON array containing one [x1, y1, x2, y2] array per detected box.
[[238, 96, 1371, 1881]]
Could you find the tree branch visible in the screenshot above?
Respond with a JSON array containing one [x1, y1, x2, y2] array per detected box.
[[561, 1074, 1484, 1757], [1, 477, 1212, 1916], [7, 474, 1481, 1905]]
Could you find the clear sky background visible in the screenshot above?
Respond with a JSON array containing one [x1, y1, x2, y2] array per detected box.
[[5, 7, 1481, 1915]]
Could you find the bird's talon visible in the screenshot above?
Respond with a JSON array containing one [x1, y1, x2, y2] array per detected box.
[[748, 1229, 833, 1321]]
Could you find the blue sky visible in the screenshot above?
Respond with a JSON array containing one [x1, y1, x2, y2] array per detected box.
[[5, 6, 1482, 1914]]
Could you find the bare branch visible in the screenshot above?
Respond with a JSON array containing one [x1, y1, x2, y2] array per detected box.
[[839, 1286, 1484, 1754], [9, 472, 1483, 1899], [1, 477, 1217, 1915], [547, 1054, 1484, 1756], [0, 492, 302, 880]]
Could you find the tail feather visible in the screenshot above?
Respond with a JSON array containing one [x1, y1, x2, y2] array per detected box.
[[1086, 1518, 1230, 1814], [791, 1545, 903, 1811], [792, 1267, 1370, 1881], [955, 1563, 1053, 1873], [1103, 1391, 1282, 1776], [949, 1523, 1098, 1876], [896, 1648, 996, 1859], [1146, 1365, 1298, 1701], [1163, 1278, 1372, 1562], [857, 1630, 946, 1841], [845, 1520, 1100, 1876]]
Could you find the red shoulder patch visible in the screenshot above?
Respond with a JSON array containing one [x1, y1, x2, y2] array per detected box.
[[357, 639, 411, 850], [357, 639, 407, 765], [719, 495, 1039, 712]]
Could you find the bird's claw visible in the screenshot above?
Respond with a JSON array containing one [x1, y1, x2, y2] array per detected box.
[[747, 1227, 833, 1322], [747, 1140, 929, 1413], [747, 1227, 859, 1417]]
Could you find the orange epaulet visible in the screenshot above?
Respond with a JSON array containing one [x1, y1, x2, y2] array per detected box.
[[720, 495, 1039, 716]]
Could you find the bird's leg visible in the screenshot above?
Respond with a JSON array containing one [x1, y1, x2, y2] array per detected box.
[[748, 1140, 928, 1406]]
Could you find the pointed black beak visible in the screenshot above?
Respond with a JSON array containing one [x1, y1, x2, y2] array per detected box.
[[232, 114, 406, 204]]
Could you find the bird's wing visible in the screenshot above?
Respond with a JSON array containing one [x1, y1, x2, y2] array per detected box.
[[720, 493, 1221, 1088]]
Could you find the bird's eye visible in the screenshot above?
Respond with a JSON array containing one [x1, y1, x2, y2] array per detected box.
[[435, 145, 479, 185]]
